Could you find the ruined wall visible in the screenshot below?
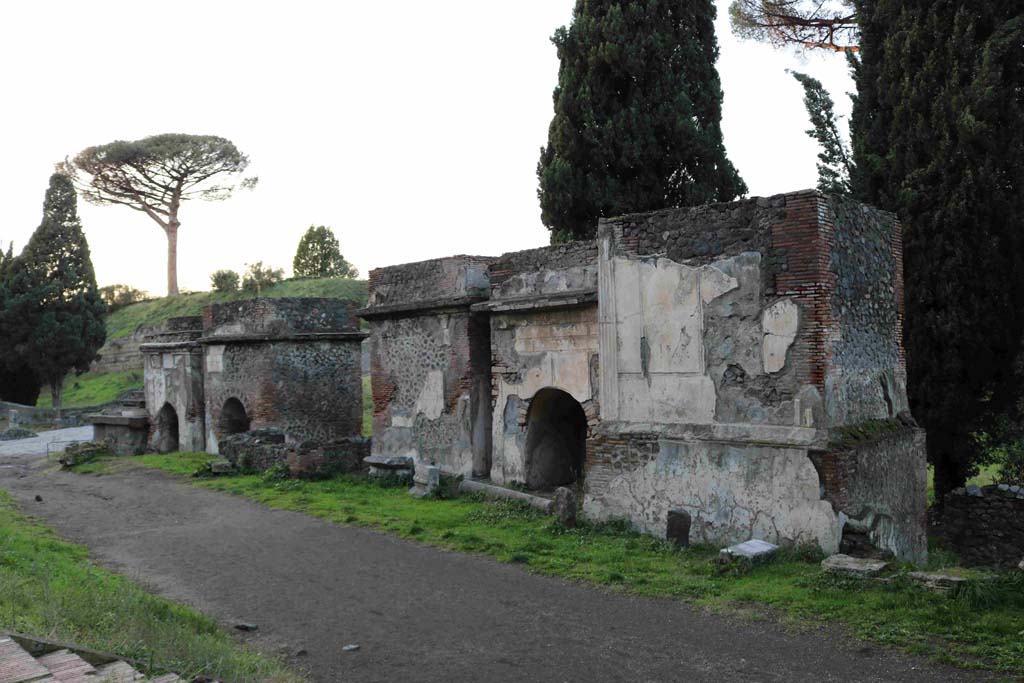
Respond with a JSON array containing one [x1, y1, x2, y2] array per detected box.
[[810, 424, 928, 564], [933, 485, 1024, 568], [582, 191, 923, 561], [141, 317, 206, 452], [362, 256, 495, 476], [201, 299, 365, 453]]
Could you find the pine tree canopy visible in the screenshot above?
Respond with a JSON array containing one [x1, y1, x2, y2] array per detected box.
[[0, 173, 106, 407], [538, 0, 746, 240], [293, 225, 358, 279]]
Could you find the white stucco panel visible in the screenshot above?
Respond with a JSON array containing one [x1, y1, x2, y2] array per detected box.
[[413, 369, 445, 421], [762, 298, 799, 373]]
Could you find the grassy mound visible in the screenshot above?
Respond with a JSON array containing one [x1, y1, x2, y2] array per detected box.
[[106, 277, 368, 341]]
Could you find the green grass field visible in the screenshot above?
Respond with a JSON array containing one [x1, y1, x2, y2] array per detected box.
[[35, 370, 144, 409], [77, 454, 1024, 675], [0, 489, 299, 682], [106, 277, 368, 341]]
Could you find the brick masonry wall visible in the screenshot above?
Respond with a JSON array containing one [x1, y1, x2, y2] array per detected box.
[[933, 485, 1024, 568], [488, 241, 598, 292]]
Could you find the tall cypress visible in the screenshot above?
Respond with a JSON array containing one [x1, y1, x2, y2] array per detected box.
[[3, 174, 106, 409], [851, 1, 1024, 497], [537, 0, 746, 241]]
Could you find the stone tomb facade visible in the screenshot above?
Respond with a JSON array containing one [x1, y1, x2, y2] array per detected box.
[[363, 190, 928, 562], [142, 298, 366, 454]]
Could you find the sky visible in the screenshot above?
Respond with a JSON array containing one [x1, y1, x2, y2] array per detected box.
[[0, 1, 853, 296]]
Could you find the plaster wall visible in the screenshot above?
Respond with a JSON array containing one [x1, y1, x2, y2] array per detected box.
[[142, 346, 205, 452]]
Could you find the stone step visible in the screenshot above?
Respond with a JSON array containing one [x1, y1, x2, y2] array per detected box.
[[35, 650, 95, 682], [147, 674, 183, 682], [94, 661, 144, 682], [0, 636, 52, 683]]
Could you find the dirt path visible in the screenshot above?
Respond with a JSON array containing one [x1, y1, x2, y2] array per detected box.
[[0, 454, 994, 682]]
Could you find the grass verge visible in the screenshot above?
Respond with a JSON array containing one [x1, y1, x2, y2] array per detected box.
[[0, 489, 300, 682], [80, 453, 1024, 675]]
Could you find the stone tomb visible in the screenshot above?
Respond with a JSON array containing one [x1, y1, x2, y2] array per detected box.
[[140, 316, 206, 453], [364, 190, 928, 563]]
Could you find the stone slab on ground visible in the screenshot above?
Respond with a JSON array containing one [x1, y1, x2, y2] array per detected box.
[[907, 571, 970, 592], [720, 539, 779, 563], [458, 479, 555, 514], [821, 554, 890, 578]]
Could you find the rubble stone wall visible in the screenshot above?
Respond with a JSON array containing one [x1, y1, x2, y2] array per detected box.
[[933, 485, 1024, 568]]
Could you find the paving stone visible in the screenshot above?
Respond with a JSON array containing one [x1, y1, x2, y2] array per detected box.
[[720, 539, 778, 563], [36, 648, 96, 682], [821, 554, 889, 578], [0, 635, 51, 683]]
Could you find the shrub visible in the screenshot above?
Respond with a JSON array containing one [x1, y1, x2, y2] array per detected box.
[[98, 284, 150, 312], [210, 269, 240, 293], [241, 262, 284, 294]]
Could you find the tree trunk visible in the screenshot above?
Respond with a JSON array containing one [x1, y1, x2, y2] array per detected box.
[[50, 376, 64, 418], [166, 221, 179, 296]]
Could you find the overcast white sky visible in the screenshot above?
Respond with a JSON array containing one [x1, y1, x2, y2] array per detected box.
[[0, 1, 852, 296]]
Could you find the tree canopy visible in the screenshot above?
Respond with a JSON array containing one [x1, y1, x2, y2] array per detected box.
[[0, 173, 106, 409], [537, 0, 746, 241], [850, 0, 1024, 497], [729, 1, 859, 52], [790, 71, 853, 194], [66, 134, 255, 296], [293, 225, 358, 279]]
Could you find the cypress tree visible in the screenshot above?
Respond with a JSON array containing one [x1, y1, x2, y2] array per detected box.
[[0, 241, 42, 405], [851, 1, 1024, 497], [537, 0, 746, 241], [2, 174, 107, 410]]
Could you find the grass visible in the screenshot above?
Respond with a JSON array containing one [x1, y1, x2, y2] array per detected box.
[[35, 370, 144, 409], [926, 464, 1001, 505], [0, 489, 300, 682], [106, 277, 368, 341], [79, 454, 1024, 675]]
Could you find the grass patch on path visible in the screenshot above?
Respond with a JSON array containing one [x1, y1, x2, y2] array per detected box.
[[85, 454, 1024, 675], [0, 490, 300, 682]]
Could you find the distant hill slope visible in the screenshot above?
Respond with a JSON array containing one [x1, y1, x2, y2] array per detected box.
[[106, 277, 368, 341]]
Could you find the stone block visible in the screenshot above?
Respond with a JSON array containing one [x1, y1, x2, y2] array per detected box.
[[666, 509, 691, 548], [720, 539, 779, 563], [821, 554, 889, 578], [907, 571, 970, 593], [554, 487, 576, 528], [409, 463, 440, 498]]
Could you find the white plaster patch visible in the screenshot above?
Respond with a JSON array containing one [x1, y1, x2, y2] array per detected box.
[[413, 369, 445, 421], [206, 345, 225, 373], [762, 299, 799, 373]]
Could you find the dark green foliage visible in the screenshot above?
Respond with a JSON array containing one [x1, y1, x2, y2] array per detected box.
[[98, 284, 149, 313], [789, 71, 853, 194], [0, 364, 41, 406], [0, 174, 106, 408], [210, 269, 240, 293], [292, 225, 357, 279], [241, 262, 284, 294], [537, 0, 746, 240], [851, 1, 1024, 497]]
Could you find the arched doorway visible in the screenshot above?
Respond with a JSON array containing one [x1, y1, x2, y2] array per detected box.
[[154, 403, 179, 453], [219, 397, 250, 436], [524, 388, 587, 490]]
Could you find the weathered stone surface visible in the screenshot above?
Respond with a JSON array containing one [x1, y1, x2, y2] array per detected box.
[[821, 554, 889, 578], [762, 299, 798, 374], [720, 539, 779, 563], [364, 454, 413, 470], [554, 487, 576, 528], [666, 509, 691, 548], [409, 463, 441, 498], [932, 484, 1024, 568], [210, 459, 235, 474], [906, 571, 969, 592], [459, 479, 555, 514], [288, 439, 370, 479]]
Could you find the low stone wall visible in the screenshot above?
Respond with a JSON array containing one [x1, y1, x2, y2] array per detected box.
[[219, 430, 371, 479], [932, 484, 1024, 568]]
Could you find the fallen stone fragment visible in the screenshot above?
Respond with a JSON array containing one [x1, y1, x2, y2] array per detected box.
[[342, 644, 360, 652], [234, 623, 258, 632], [720, 539, 778, 563], [821, 554, 890, 578], [209, 459, 235, 475], [408, 462, 440, 498], [554, 487, 576, 528], [1018, 558, 1023, 571], [906, 571, 969, 592]]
